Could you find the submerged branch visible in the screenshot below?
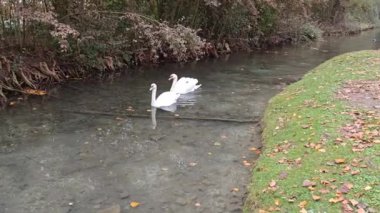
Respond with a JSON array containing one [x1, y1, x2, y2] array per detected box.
[[62, 109, 259, 124]]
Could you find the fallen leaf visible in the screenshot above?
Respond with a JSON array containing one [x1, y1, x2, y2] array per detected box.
[[249, 147, 258, 151], [231, 188, 239, 192], [303, 180, 317, 187], [329, 196, 344, 203], [358, 208, 366, 213], [338, 182, 353, 194], [312, 195, 321, 201], [350, 199, 359, 206], [364, 186, 372, 191], [335, 159, 346, 164], [189, 162, 198, 167], [130, 201, 140, 208], [275, 199, 281, 206], [342, 201, 354, 212], [195, 202, 201, 207], [243, 160, 251, 166], [343, 166, 351, 172], [269, 180, 277, 188], [24, 88, 47, 96], [288, 196, 296, 203], [298, 201, 307, 208]]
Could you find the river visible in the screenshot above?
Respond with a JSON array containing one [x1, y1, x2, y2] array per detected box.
[[0, 29, 379, 213]]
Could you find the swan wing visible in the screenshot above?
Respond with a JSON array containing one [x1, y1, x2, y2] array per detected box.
[[173, 77, 200, 94], [154, 91, 179, 107]]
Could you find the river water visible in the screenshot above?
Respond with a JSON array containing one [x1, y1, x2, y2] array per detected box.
[[0, 29, 379, 213]]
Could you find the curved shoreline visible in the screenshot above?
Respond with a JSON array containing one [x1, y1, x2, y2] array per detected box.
[[245, 50, 380, 212]]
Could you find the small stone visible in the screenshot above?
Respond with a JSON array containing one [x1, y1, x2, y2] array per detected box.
[[175, 198, 187, 206], [119, 191, 130, 199]]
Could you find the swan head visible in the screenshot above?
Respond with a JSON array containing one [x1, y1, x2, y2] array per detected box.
[[168, 73, 178, 81], [149, 83, 157, 91]]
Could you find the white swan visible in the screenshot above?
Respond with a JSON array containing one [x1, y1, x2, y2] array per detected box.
[[169, 74, 201, 94], [150, 83, 179, 107]]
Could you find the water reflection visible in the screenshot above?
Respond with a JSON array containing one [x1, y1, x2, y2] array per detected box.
[[151, 107, 157, 129], [177, 92, 200, 106]]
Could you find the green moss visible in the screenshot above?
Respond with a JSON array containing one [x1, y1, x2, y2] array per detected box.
[[245, 50, 380, 212]]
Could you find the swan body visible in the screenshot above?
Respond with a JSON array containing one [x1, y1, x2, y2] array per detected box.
[[150, 83, 179, 107], [169, 74, 201, 94]]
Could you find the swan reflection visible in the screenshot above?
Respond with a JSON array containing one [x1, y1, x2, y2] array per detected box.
[[150, 104, 177, 129]]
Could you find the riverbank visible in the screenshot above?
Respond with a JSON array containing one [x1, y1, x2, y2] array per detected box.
[[1, 0, 379, 107], [245, 50, 380, 212]]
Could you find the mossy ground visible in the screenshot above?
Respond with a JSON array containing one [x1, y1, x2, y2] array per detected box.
[[245, 50, 380, 212]]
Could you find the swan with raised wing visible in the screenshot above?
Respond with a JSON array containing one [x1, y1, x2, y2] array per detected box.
[[169, 74, 201, 94], [150, 83, 179, 108]]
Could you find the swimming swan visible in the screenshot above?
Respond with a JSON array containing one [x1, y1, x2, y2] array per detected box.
[[169, 74, 201, 94], [150, 83, 179, 107]]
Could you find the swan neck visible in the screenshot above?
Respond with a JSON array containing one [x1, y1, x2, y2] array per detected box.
[[170, 77, 178, 92], [151, 88, 157, 106]]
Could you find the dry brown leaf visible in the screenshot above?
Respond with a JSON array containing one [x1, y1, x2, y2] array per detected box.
[[298, 201, 307, 209], [349, 199, 359, 206], [338, 182, 353, 194], [312, 195, 321, 201], [249, 147, 258, 151], [335, 159, 346, 164], [243, 160, 251, 166], [329, 196, 344, 203], [303, 180, 317, 187], [231, 188, 239, 192], [24, 88, 47, 96]]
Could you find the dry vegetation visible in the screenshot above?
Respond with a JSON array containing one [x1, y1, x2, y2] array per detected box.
[[0, 0, 379, 105]]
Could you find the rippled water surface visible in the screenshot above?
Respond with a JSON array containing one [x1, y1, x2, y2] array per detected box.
[[0, 29, 379, 213]]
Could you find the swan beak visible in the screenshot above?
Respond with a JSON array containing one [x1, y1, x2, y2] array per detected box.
[[168, 77, 173, 80], [149, 86, 153, 91]]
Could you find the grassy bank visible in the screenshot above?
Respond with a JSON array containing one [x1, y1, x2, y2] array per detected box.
[[245, 50, 380, 212]]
